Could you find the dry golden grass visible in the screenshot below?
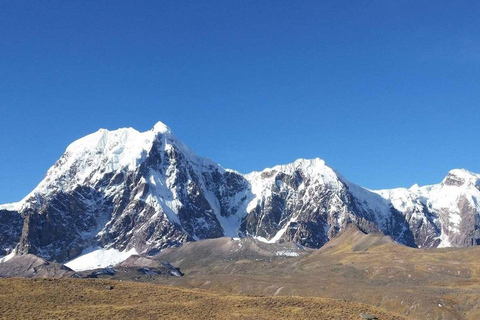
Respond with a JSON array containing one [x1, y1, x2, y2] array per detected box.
[[0, 278, 403, 320]]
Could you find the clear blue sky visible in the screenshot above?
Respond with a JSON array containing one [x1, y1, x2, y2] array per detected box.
[[1, 1, 479, 204]]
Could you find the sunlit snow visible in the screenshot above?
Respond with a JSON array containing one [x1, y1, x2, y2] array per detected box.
[[64, 247, 137, 271]]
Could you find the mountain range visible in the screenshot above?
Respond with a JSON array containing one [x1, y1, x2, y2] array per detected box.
[[1, 121, 479, 264]]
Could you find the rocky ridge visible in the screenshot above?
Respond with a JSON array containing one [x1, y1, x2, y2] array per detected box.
[[0, 121, 479, 263]]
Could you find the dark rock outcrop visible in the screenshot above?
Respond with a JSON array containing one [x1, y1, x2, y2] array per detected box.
[[0, 210, 23, 256]]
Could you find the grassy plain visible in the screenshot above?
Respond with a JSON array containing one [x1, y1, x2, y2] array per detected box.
[[0, 278, 403, 319]]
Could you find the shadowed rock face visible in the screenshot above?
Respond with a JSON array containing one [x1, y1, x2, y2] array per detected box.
[[447, 195, 480, 246], [1, 123, 479, 263], [16, 187, 108, 261], [0, 210, 23, 255]]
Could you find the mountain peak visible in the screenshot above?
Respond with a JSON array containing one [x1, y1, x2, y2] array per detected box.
[[151, 121, 171, 134], [443, 169, 480, 187], [65, 121, 172, 155], [293, 157, 326, 167]]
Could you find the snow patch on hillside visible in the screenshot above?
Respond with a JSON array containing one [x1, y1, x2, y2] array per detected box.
[[0, 251, 15, 263], [65, 247, 137, 271], [275, 250, 299, 257]]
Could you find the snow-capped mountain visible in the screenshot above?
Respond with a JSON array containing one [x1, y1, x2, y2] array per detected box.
[[374, 169, 480, 248], [0, 121, 479, 263], [1, 122, 250, 261], [241, 158, 413, 248]]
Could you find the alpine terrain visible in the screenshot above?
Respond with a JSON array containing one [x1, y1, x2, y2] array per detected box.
[[1, 121, 479, 265]]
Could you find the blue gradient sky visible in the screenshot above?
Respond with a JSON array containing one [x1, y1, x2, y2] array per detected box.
[[1, 1, 480, 203]]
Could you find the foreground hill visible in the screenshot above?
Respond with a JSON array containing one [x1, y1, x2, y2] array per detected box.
[[155, 227, 480, 319], [0, 278, 403, 320]]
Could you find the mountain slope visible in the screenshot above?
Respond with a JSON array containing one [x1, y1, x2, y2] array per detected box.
[[374, 169, 480, 248]]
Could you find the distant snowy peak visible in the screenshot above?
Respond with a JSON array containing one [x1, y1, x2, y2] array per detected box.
[[247, 158, 329, 175], [376, 169, 480, 205], [151, 120, 172, 134], [246, 158, 342, 189], [241, 157, 396, 248], [373, 168, 480, 248], [244, 157, 344, 213], [442, 169, 480, 188]]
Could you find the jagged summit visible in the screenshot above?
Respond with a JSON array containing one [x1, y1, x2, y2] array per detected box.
[[66, 121, 173, 154], [263, 158, 331, 176], [65, 122, 174, 156], [442, 168, 480, 187], [151, 120, 171, 134], [27, 122, 200, 199], [248, 157, 327, 173], [245, 158, 342, 193]]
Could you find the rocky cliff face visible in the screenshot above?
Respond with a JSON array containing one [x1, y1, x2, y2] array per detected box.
[[1, 121, 479, 263], [0, 209, 23, 255], [241, 159, 414, 248], [375, 169, 480, 248]]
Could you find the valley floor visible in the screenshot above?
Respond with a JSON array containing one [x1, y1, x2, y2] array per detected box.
[[0, 278, 403, 320]]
